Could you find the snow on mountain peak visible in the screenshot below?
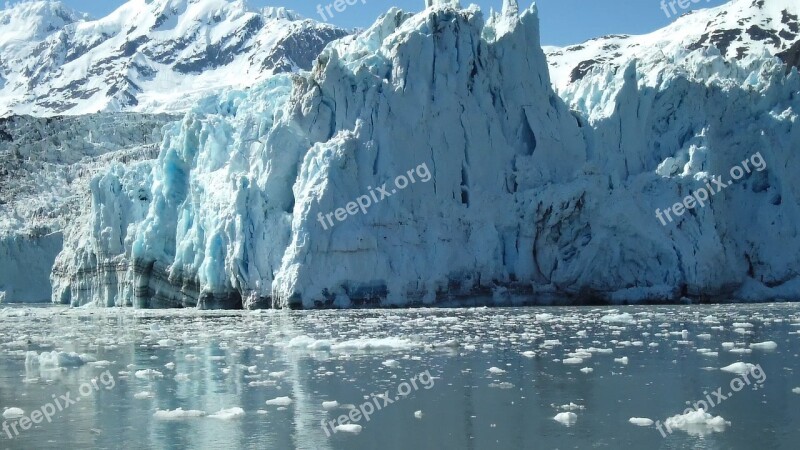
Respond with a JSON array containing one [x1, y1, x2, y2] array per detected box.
[[0, 0, 349, 116], [545, 0, 800, 119], [0, 1, 83, 46]]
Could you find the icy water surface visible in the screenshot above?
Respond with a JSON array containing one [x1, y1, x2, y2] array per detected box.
[[0, 304, 799, 449]]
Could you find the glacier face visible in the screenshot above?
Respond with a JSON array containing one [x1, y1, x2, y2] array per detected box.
[[0, 0, 350, 303], [0, 0, 349, 116], [52, 0, 800, 309], [0, 113, 174, 302]]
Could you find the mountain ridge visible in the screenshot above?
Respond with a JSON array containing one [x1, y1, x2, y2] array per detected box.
[[0, 0, 350, 116]]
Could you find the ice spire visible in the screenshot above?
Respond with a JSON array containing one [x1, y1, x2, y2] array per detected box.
[[424, 0, 461, 7], [502, 0, 519, 16]]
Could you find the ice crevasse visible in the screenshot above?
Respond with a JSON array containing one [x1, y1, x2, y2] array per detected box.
[[52, 0, 800, 309]]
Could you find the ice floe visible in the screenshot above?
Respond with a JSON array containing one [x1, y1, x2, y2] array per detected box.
[[209, 407, 245, 420], [153, 408, 207, 420], [265, 396, 293, 406], [628, 417, 654, 426], [720, 362, 756, 375], [663, 409, 729, 436], [553, 412, 577, 426]]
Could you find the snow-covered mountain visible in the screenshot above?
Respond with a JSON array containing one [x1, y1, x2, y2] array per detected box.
[[46, 0, 800, 309], [0, 0, 349, 116], [545, 0, 799, 116]]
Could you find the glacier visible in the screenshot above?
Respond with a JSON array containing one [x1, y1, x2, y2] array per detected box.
[[0, 0, 352, 303], [50, 0, 800, 309], [0, 113, 173, 303]]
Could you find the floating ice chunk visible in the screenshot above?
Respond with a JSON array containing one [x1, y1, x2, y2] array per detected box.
[[536, 313, 554, 322], [521, 351, 536, 358], [729, 348, 752, 354], [157, 339, 177, 347], [164, 362, 176, 370], [749, 341, 777, 351], [792, 388, 800, 394], [720, 362, 756, 375], [334, 424, 362, 434], [563, 357, 583, 365], [153, 408, 206, 420], [590, 347, 614, 354], [600, 313, 635, 324], [331, 338, 416, 352], [133, 391, 154, 400], [663, 409, 729, 436], [26, 351, 95, 368], [732, 323, 753, 328], [629, 417, 654, 426], [697, 333, 712, 339], [322, 401, 339, 410], [265, 396, 293, 406], [614, 357, 629, 365], [721, 342, 735, 349], [2, 407, 24, 419], [488, 367, 506, 374], [553, 412, 577, 425], [558, 403, 584, 411], [382, 359, 400, 368], [135, 369, 164, 379], [209, 407, 245, 420], [414, 410, 423, 419], [579, 367, 593, 374]]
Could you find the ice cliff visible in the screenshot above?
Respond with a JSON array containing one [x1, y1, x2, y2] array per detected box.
[[51, 0, 800, 309], [1, 113, 173, 302]]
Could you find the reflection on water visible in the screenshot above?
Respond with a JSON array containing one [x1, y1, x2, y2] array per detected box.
[[0, 304, 798, 449]]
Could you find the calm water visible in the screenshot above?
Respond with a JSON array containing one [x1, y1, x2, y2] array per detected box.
[[0, 304, 798, 449]]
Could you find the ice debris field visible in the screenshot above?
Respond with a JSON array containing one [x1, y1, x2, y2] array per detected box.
[[0, 303, 798, 448]]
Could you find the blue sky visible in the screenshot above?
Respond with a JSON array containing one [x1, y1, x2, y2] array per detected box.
[[55, 0, 729, 46]]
